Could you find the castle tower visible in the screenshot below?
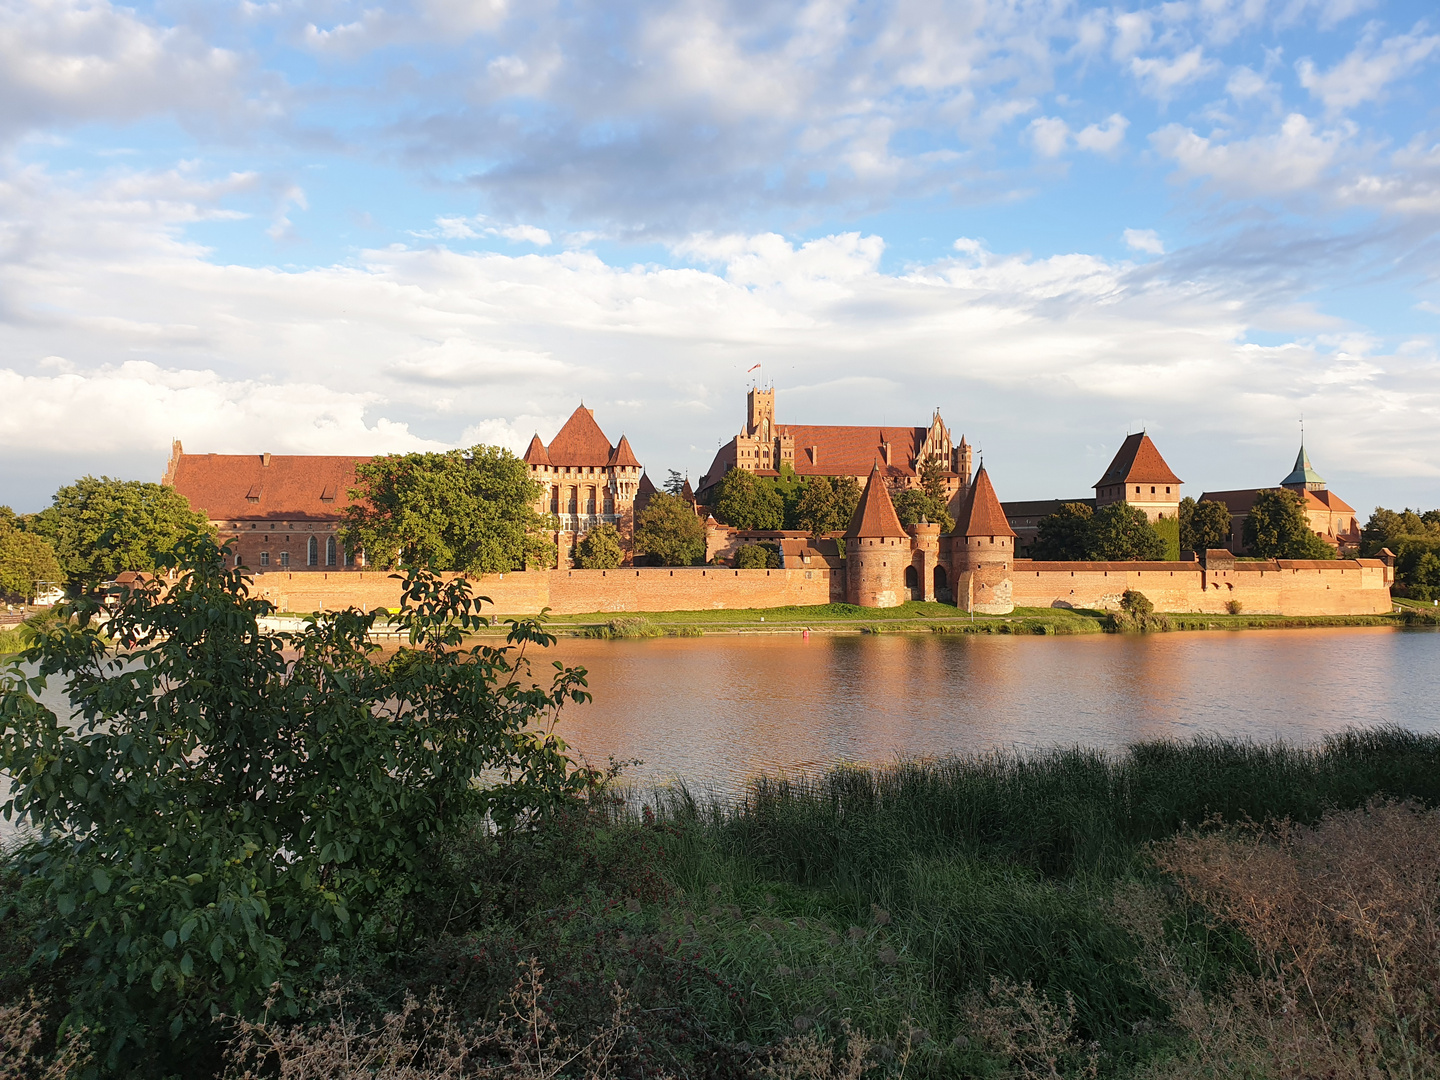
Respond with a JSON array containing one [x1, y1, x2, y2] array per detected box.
[[908, 519, 942, 602], [947, 464, 1016, 614], [844, 466, 910, 608], [1280, 444, 1326, 492], [746, 386, 775, 443]]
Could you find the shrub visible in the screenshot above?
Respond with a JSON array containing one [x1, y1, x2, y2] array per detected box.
[[574, 523, 624, 569], [735, 543, 779, 569], [0, 536, 594, 1072], [1225, 599, 1243, 615]]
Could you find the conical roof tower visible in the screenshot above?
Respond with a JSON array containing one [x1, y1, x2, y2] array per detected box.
[[953, 464, 1016, 538], [1280, 445, 1325, 492], [845, 465, 908, 539]]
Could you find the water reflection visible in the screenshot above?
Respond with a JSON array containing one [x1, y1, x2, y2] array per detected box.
[[548, 628, 1440, 798]]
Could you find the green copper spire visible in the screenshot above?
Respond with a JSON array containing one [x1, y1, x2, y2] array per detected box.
[[1280, 445, 1325, 491]]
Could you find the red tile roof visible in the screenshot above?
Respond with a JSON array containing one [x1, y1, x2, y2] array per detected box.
[[845, 467, 909, 538], [782, 424, 927, 478], [1094, 433, 1182, 488], [608, 434, 641, 468], [954, 465, 1017, 538], [523, 434, 552, 466], [1306, 488, 1355, 515], [167, 454, 367, 521], [546, 406, 616, 466]]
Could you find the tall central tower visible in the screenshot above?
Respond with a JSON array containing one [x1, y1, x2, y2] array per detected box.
[[746, 386, 775, 444]]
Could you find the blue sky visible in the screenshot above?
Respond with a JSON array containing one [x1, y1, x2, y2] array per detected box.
[[1, 0, 1438, 512]]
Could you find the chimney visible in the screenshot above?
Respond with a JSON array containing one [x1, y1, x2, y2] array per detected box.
[[261, 453, 272, 467], [882, 442, 891, 465], [810, 445, 819, 465]]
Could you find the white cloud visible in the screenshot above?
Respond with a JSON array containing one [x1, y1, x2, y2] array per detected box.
[[1123, 228, 1165, 254], [498, 224, 552, 246], [1226, 65, 1276, 103], [0, 0, 251, 140], [1075, 113, 1129, 153], [1129, 47, 1220, 100], [1029, 116, 1071, 157], [1297, 25, 1440, 113], [1152, 113, 1352, 195]]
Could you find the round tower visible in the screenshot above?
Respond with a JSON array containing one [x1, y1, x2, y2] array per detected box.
[[907, 519, 942, 602], [844, 467, 910, 608], [945, 464, 1016, 614]]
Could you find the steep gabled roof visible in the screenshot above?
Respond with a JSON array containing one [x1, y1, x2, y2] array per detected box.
[[546, 405, 614, 466], [1280, 445, 1325, 488], [1306, 488, 1354, 514], [523, 434, 552, 466], [607, 434, 641, 468], [1094, 433, 1182, 488], [782, 424, 926, 478], [954, 465, 1017, 538], [166, 454, 367, 521], [845, 466, 908, 538]]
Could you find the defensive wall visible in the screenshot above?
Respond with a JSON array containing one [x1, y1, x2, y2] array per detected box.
[[248, 554, 1390, 617], [251, 565, 840, 616], [1010, 556, 1393, 616]]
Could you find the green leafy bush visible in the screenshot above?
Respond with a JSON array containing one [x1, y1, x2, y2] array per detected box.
[[0, 536, 593, 1072]]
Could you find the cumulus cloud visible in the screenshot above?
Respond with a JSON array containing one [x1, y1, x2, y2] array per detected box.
[[0, 0, 256, 141], [1029, 113, 1128, 157], [1297, 25, 1440, 113], [1129, 48, 1221, 101], [1123, 228, 1165, 254], [1153, 113, 1352, 195], [3, 158, 1438, 513]]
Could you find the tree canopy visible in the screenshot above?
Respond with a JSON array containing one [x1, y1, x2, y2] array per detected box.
[[341, 446, 553, 573], [0, 536, 593, 1070], [30, 477, 213, 589], [711, 468, 784, 530], [1360, 506, 1440, 598], [634, 492, 706, 566], [1087, 502, 1168, 560], [892, 486, 955, 534], [0, 522, 63, 602], [1032, 502, 1095, 560], [1179, 497, 1232, 553], [1243, 489, 1335, 559], [1032, 501, 1168, 560], [573, 523, 624, 569]]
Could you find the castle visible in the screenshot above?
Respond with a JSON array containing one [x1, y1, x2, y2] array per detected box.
[[161, 390, 1393, 618], [696, 387, 972, 513]]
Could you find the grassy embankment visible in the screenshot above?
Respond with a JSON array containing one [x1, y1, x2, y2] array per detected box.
[[477, 599, 1428, 638], [9, 730, 1436, 1077]]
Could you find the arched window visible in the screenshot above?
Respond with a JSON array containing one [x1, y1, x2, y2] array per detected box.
[[934, 565, 948, 593], [326, 536, 337, 566], [904, 565, 918, 589], [307, 536, 318, 566]]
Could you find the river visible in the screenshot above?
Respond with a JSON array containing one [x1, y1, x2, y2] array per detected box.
[[543, 627, 1440, 798], [5, 627, 1438, 813]]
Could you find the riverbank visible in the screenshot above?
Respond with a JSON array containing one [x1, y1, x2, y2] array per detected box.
[[11, 729, 1434, 1077], [482, 599, 1436, 638]]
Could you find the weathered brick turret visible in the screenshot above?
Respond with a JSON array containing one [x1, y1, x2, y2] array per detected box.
[[844, 466, 910, 608], [948, 464, 1016, 614]]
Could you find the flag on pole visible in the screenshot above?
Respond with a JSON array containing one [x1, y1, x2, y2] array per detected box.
[[747, 363, 761, 372]]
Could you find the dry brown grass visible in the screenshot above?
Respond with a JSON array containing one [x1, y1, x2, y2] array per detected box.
[[963, 978, 1099, 1080], [1119, 799, 1440, 1080], [0, 993, 88, 1080], [224, 958, 649, 1080]]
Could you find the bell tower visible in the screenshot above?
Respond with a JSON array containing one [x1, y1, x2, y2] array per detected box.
[[746, 386, 775, 445]]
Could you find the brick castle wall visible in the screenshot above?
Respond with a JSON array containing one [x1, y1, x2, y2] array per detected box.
[[252, 565, 841, 615], [1010, 559, 1392, 616], [250, 558, 1389, 618]]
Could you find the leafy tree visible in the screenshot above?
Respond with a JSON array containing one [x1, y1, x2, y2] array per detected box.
[[832, 475, 862, 532], [1181, 498, 1232, 553], [634, 492, 706, 566], [664, 470, 686, 497], [30, 477, 213, 589], [794, 476, 838, 536], [574, 523, 624, 569], [0, 525, 63, 602], [1243, 489, 1335, 559], [734, 542, 779, 569], [892, 486, 955, 534], [919, 458, 949, 502], [1086, 502, 1167, 561], [1120, 588, 1154, 616], [342, 446, 553, 572], [711, 468, 784, 530], [1032, 502, 1095, 560], [0, 536, 593, 1071]]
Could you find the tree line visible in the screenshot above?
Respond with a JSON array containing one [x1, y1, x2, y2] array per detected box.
[[1361, 507, 1440, 599]]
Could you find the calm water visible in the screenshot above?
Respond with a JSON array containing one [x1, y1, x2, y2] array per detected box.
[[6, 628, 1439, 818], [543, 627, 1440, 798]]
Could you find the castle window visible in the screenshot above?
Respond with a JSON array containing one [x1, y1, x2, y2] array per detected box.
[[1166, 486, 1171, 494], [1135, 486, 1140, 494], [326, 536, 337, 566], [1151, 486, 1156, 494], [279, 551, 290, 567], [308, 536, 318, 565], [259, 551, 270, 566]]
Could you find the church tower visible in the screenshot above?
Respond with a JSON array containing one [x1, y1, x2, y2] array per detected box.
[[746, 386, 775, 443]]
